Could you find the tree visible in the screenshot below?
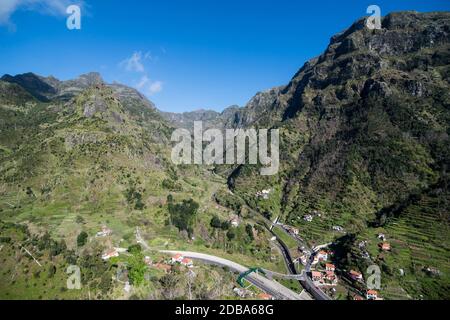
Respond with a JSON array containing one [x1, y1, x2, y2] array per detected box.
[[48, 265, 56, 278], [210, 216, 222, 229], [127, 251, 147, 286], [226, 229, 236, 241], [128, 244, 142, 254], [221, 221, 230, 230], [245, 224, 254, 241], [75, 215, 85, 224], [77, 231, 88, 247], [168, 198, 199, 236]]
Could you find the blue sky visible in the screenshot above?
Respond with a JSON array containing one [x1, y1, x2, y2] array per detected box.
[[0, 0, 449, 112]]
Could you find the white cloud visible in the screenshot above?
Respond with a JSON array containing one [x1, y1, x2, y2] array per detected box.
[[121, 52, 163, 96], [136, 74, 150, 89], [0, 0, 83, 26], [119, 51, 145, 73], [148, 81, 163, 94], [136, 75, 163, 96]]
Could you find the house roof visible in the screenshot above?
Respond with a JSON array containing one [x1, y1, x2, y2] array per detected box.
[[326, 263, 335, 269], [312, 271, 322, 277], [181, 258, 192, 264], [258, 293, 272, 300], [367, 290, 378, 295], [381, 242, 391, 249], [350, 270, 362, 276], [173, 253, 183, 259], [105, 249, 117, 255]]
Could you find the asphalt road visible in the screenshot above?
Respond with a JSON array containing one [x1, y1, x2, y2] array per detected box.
[[160, 250, 311, 300]]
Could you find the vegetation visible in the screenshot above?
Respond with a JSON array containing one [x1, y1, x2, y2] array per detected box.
[[167, 196, 199, 236], [77, 231, 88, 247]]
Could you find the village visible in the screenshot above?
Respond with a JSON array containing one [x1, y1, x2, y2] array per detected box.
[[89, 205, 405, 302], [92, 224, 279, 300]]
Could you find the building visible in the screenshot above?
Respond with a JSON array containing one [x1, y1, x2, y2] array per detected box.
[[233, 287, 252, 298], [102, 248, 119, 260], [325, 263, 335, 272], [380, 242, 391, 251], [366, 290, 378, 300], [303, 215, 313, 222], [230, 217, 240, 228], [312, 271, 323, 282], [317, 250, 328, 261], [325, 271, 337, 284], [299, 255, 308, 266], [181, 258, 193, 267], [144, 256, 152, 266], [349, 270, 363, 281], [311, 256, 319, 265], [284, 225, 299, 235], [256, 189, 272, 200], [257, 293, 273, 300], [96, 226, 112, 237], [378, 233, 386, 241], [333, 226, 344, 232], [171, 253, 184, 264]]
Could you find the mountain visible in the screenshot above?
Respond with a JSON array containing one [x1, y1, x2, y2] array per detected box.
[[223, 11, 450, 299], [0, 11, 449, 300], [1, 73, 57, 102], [160, 105, 246, 130], [160, 87, 285, 130], [0, 70, 284, 299]]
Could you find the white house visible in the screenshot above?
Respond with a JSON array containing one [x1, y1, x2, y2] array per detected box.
[[181, 258, 193, 267], [230, 217, 240, 228], [171, 253, 184, 264], [317, 250, 328, 261], [144, 256, 152, 266], [366, 290, 378, 300], [325, 263, 335, 272], [102, 248, 119, 260], [96, 226, 113, 237], [349, 270, 363, 281], [312, 271, 323, 282]]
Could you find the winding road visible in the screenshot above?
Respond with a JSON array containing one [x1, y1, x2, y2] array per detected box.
[[135, 228, 311, 300], [161, 250, 311, 300]]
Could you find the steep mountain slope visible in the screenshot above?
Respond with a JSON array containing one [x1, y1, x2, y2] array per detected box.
[[226, 11, 450, 299], [0, 80, 173, 215], [0, 73, 285, 299]]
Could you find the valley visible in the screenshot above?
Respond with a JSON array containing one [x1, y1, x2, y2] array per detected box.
[[0, 11, 449, 300]]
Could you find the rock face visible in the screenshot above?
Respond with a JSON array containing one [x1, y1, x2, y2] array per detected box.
[[230, 11, 450, 202]]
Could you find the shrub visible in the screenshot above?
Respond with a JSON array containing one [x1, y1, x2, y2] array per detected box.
[[77, 231, 88, 247]]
